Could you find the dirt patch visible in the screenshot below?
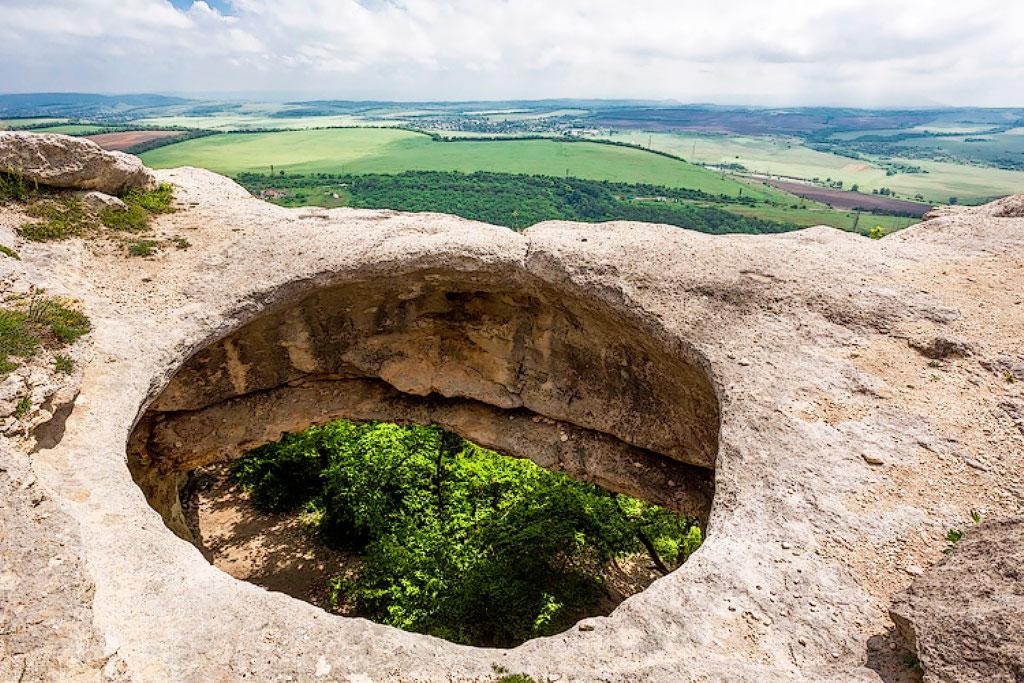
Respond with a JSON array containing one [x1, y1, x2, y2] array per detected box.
[[183, 463, 358, 613], [765, 179, 932, 216], [84, 130, 182, 151]]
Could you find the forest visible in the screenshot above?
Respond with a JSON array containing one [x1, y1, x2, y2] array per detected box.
[[236, 170, 796, 233], [229, 420, 703, 647]]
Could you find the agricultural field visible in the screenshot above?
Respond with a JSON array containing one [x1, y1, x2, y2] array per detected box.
[[762, 180, 931, 215], [142, 127, 784, 199], [84, 130, 183, 151], [718, 203, 916, 234], [11, 93, 1014, 232], [604, 130, 1024, 204], [0, 117, 68, 129], [135, 113, 394, 131]]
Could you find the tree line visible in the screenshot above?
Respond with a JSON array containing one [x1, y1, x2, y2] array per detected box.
[[236, 170, 795, 234]]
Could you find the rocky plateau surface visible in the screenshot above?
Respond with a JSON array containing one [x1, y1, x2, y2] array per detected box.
[[0, 133, 1021, 682]]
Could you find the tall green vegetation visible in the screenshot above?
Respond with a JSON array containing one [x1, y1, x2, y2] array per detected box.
[[232, 420, 702, 647], [237, 170, 795, 233], [0, 172, 175, 241], [0, 295, 90, 375]]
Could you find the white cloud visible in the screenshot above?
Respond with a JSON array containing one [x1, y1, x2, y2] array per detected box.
[[0, 0, 1021, 105]]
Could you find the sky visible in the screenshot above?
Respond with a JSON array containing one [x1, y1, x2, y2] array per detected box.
[[1, 0, 1022, 106]]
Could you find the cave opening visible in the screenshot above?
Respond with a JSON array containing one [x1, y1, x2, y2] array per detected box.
[[127, 270, 720, 647]]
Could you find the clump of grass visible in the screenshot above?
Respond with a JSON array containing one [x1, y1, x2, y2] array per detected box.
[[54, 353, 74, 374], [0, 295, 90, 376], [0, 244, 19, 260], [126, 183, 174, 213], [17, 195, 95, 241], [14, 395, 31, 419], [128, 239, 158, 257], [0, 170, 36, 203], [101, 183, 175, 233], [100, 203, 149, 232], [867, 225, 885, 240], [491, 666, 535, 683], [171, 236, 190, 250], [6, 174, 174, 245], [27, 296, 91, 343], [0, 310, 39, 374]]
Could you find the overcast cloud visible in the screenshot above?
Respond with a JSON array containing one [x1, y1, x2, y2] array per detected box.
[[1, 0, 1021, 106]]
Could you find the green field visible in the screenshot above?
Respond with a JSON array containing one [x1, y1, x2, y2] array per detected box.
[[604, 130, 1024, 204], [0, 117, 68, 129], [718, 203, 917, 233], [142, 128, 784, 199]]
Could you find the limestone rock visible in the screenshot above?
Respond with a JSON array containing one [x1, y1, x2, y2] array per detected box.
[[890, 517, 1024, 683], [0, 373, 26, 417], [0, 153, 1022, 681], [0, 131, 156, 195], [990, 194, 1024, 218], [0, 443, 109, 681], [982, 355, 1024, 382], [909, 334, 975, 359], [77, 190, 127, 212]]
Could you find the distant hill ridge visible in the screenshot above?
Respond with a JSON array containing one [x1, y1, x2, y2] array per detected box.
[[0, 93, 192, 118]]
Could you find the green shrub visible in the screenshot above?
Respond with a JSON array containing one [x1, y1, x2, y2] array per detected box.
[[17, 196, 94, 241], [14, 395, 31, 418], [100, 203, 149, 232], [0, 244, 19, 260], [27, 296, 91, 343], [493, 669, 535, 683], [0, 297, 89, 375], [6, 179, 173, 241], [0, 170, 35, 203], [127, 240, 157, 257], [0, 310, 39, 374], [54, 353, 74, 374], [172, 236, 191, 250], [101, 183, 175, 233], [124, 183, 174, 213], [234, 420, 702, 647]]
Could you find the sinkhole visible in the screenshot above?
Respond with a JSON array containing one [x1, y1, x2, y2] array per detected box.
[[127, 269, 720, 647]]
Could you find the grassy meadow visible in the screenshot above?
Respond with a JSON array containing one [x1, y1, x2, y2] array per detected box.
[[718, 203, 917, 233], [605, 130, 1024, 204], [142, 127, 784, 199]]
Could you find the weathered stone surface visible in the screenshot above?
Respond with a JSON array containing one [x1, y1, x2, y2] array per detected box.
[[982, 355, 1024, 382], [0, 443, 116, 681], [1, 156, 1022, 681], [909, 334, 975, 359], [990, 194, 1024, 218], [0, 131, 156, 194], [78, 189, 127, 212], [890, 517, 1024, 683]]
